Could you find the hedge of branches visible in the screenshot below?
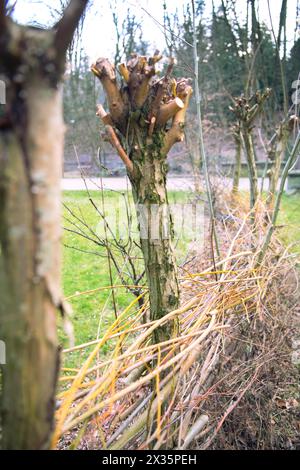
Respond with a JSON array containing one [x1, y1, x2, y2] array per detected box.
[[53, 191, 299, 450]]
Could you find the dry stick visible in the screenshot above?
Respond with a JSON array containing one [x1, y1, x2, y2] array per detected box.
[[97, 150, 119, 326], [178, 337, 220, 446], [232, 130, 242, 194], [178, 415, 209, 450], [191, 0, 220, 263], [106, 394, 153, 447], [257, 131, 300, 265], [61, 329, 210, 384], [60, 301, 206, 425]]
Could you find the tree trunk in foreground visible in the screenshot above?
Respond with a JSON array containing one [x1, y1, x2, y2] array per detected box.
[[0, 0, 88, 449], [0, 86, 62, 450], [92, 55, 192, 342]]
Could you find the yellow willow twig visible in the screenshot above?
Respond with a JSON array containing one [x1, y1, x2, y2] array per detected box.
[[58, 380, 97, 399], [180, 251, 253, 287], [110, 324, 222, 450], [61, 314, 219, 435], [109, 336, 123, 415], [180, 267, 257, 282], [51, 292, 145, 449], [156, 346, 162, 439], [62, 328, 200, 422], [59, 375, 77, 382], [65, 284, 148, 300], [82, 329, 214, 377], [122, 297, 201, 357], [198, 276, 263, 285], [63, 300, 149, 354]]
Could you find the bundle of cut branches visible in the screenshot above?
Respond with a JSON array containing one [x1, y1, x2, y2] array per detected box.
[[53, 192, 299, 450]]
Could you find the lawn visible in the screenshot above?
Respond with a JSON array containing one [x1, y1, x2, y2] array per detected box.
[[60, 190, 300, 368], [279, 194, 300, 255], [60, 189, 194, 368]]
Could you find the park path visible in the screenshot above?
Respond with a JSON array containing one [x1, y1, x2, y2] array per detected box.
[[62, 176, 280, 192]]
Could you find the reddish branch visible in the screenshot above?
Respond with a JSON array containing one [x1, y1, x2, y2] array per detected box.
[[96, 104, 133, 174], [91, 52, 193, 172], [91, 58, 126, 124]]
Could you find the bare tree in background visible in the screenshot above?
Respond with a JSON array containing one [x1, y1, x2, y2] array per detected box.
[[0, 0, 88, 450]]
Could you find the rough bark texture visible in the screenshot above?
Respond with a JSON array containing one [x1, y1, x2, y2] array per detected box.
[[0, 0, 88, 449], [0, 87, 63, 449], [129, 141, 179, 343], [92, 55, 192, 341]]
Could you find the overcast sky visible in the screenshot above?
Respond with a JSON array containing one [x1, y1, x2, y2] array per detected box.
[[11, 0, 299, 61]]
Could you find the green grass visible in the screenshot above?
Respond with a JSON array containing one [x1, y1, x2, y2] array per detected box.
[[279, 194, 300, 255], [60, 190, 300, 368], [60, 190, 194, 368]]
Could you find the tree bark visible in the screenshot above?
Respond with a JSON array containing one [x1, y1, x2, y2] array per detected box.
[[0, 0, 88, 449], [0, 86, 63, 450], [129, 140, 179, 343]]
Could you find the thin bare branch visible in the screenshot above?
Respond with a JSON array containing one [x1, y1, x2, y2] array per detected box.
[[53, 0, 89, 65]]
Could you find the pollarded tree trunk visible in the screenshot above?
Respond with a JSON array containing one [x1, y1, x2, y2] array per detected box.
[[0, 0, 88, 449], [129, 140, 179, 344], [92, 55, 192, 342]]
